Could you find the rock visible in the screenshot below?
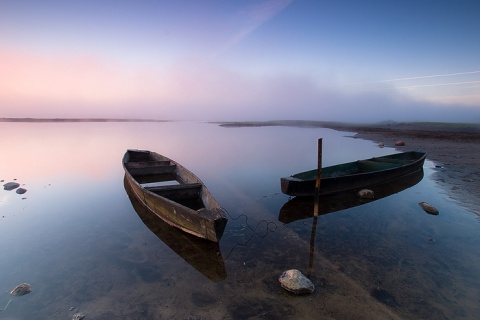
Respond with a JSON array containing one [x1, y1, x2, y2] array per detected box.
[[16, 188, 27, 194], [395, 141, 405, 146], [378, 142, 384, 148], [72, 313, 86, 320], [279, 269, 314, 294], [3, 182, 20, 191], [10, 283, 32, 296], [419, 202, 439, 215], [358, 189, 374, 199]]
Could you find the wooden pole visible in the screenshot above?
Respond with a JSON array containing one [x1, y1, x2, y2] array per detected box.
[[306, 215, 318, 278], [314, 138, 322, 216]]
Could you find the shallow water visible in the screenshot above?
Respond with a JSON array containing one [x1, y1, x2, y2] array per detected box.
[[0, 121, 479, 319]]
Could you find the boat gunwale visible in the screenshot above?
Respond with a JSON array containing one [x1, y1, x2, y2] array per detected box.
[[286, 150, 427, 182]]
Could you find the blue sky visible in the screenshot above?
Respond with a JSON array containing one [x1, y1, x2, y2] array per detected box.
[[1, 0, 479, 122]]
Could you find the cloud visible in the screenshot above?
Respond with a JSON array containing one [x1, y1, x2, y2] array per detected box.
[[215, 0, 294, 56]]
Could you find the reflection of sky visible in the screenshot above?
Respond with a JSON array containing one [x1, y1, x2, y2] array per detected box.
[[1, 1, 479, 122], [0, 121, 479, 319]]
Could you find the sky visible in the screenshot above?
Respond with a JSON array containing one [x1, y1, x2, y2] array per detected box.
[[1, 0, 479, 123]]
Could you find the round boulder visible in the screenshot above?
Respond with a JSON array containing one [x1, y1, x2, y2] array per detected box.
[[16, 188, 27, 194], [279, 269, 315, 295]]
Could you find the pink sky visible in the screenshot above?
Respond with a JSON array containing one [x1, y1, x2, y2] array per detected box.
[[1, 0, 479, 122]]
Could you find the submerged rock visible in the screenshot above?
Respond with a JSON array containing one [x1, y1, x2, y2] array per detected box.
[[419, 202, 439, 215], [358, 189, 375, 199], [10, 283, 32, 296], [72, 313, 86, 320], [16, 187, 27, 194], [279, 269, 314, 295], [378, 142, 385, 148], [3, 182, 20, 191]]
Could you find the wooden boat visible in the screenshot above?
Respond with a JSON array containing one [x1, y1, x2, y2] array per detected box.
[[124, 177, 227, 281], [279, 169, 424, 223], [281, 150, 427, 197], [123, 149, 228, 242]]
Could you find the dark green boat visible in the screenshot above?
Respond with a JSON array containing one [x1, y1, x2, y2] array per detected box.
[[281, 150, 427, 197]]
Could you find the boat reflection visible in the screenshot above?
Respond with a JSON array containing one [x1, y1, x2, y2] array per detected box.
[[279, 169, 424, 223], [124, 176, 227, 282]]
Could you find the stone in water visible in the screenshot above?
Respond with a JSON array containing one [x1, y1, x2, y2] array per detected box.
[[10, 283, 32, 296], [358, 189, 374, 199], [279, 269, 315, 294], [16, 187, 27, 194], [4, 182, 20, 191], [419, 202, 439, 215], [72, 313, 86, 320]]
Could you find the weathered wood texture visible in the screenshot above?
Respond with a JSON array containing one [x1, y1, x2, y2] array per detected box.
[[123, 149, 227, 242]]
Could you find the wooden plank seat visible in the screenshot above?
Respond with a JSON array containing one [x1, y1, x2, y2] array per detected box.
[[146, 183, 203, 200], [125, 160, 171, 168], [126, 162, 177, 176]]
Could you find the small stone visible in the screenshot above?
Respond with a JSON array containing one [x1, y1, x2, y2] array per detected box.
[[16, 188, 27, 194], [358, 189, 374, 199], [419, 202, 439, 215], [10, 283, 32, 296], [3, 182, 20, 191], [72, 313, 86, 320], [378, 142, 384, 148], [279, 269, 315, 295], [395, 141, 405, 146]]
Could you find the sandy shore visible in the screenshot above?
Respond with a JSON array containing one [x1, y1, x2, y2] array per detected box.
[[319, 122, 480, 216]]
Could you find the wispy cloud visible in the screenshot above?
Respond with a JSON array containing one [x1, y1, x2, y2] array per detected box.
[[215, 0, 293, 56]]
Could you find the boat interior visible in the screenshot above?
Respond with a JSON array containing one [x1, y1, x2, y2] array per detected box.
[[125, 151, 205, 210], [294, 157, 415, 180]]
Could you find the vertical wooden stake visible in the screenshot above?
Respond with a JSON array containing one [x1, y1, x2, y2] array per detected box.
[[314, 138, 322, 216], [307, 215, 318, 278]]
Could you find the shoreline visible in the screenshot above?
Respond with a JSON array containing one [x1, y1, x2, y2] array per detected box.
[[220, 121, 480, 216], [324, 123, 480, 216]]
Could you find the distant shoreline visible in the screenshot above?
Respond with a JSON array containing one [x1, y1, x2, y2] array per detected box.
[[0, 118, 170, 123], [217, 120, 480, 133]]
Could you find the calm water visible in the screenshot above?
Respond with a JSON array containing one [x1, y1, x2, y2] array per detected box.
[[1, 121, 479, 319]]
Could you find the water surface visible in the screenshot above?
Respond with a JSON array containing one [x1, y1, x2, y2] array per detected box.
[[1, 121, 479, 319]]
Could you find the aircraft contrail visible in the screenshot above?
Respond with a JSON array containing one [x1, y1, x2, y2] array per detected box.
[[345, 70, 480, 85], [399, 80, 480, 89]]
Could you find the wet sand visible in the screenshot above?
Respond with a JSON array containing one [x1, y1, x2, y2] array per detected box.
[[318, 122, 480, 216]]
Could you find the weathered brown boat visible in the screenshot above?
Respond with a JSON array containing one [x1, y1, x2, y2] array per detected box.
[[281, 150, 427, 197], [123, 149, 227, 242], [124, 177, 227, 281]]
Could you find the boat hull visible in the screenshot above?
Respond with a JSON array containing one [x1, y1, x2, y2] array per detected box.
[[281, 151, 427, 197], [123, 150, 227, 242]]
